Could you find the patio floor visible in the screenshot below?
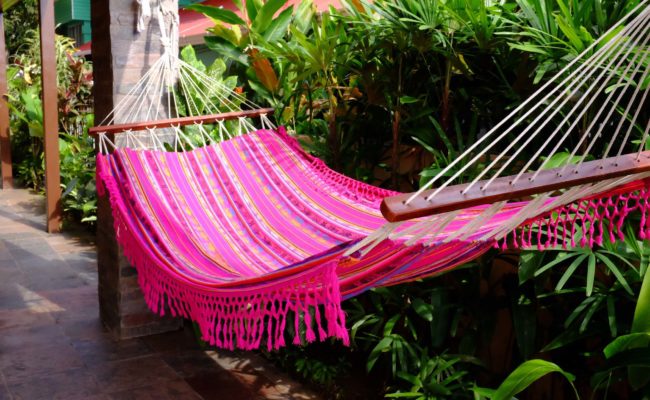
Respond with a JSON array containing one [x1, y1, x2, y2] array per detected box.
[[0, 188, 319, 400]]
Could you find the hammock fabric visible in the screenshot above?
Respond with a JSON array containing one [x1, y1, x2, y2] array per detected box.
[[96, 127, 650, 350]]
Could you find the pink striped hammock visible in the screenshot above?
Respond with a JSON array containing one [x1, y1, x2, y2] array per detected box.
[[96, 127, 650, 350], [93, 2, 650, 350]]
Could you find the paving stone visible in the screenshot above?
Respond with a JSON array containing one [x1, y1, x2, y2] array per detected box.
[[162, 350, 226, 378], [185, 371, 259, 400], [40, 286, 98, 314], [88, 356, 181, 393], [0, 386, 10, 400], [22, 262, 90, 291], [72, 337, 154, 366], [106, 379, 202, 400], [7, 242, 57, 260], [0, 341, 85, 384], [0, 283, 31, 310], [0, 188, 322, 399], [0, 309, 57, 331], [0, 322, 70, 351], [56, 315, 110, 342], [6, 368, 102, 400], [141, 326, 202, 354]]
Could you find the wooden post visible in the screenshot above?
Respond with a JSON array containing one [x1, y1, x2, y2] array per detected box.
[[93, 0, 182, 339], [39, 0, 62, 232], [0, 10, 12, 189]]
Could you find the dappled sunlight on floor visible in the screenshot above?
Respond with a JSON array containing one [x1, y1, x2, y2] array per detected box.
[[0, 188, 320, 400]]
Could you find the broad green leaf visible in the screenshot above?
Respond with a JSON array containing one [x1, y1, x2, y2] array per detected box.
[[472, 385, 496, 398], [246, 0, 263, 22], [252, 0, 287, 33], [231, 0, 243, 11], [603, 333, 650, 359], [207, 23, 243, 46], [519, 251, 544, 283], [396, 371, 422, 387], [601, 348, 650, 372], [263, 6, 293, 42], [541, 151, 583, 169], [399, 95, 419, 104], [411, 298, 434, 322], [186, 4, 246, 25], [180, 45, 205, 72], [294, 0, 315, 33], [492, 359, 576, 400], [629, 267, 650, 388], [542, 327, 594, 352], [383, 314, 401, 335], [385, 393, 423, 398], [508, 42, 548, 55], [425, 381, 452, 396], [204, 36, 250, 65], [367, 336, 393, 372]]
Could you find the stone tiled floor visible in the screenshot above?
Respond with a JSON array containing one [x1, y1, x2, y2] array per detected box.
[[0, 189, 319, 400]]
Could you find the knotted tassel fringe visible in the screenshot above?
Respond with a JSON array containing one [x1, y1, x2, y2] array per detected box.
[[96, 155, 349, 351], [497, 182, 650, 250]]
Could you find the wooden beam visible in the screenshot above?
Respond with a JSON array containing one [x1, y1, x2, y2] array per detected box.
[[381, 151, 650, 222], [89, 108, 275, 136], [39, 0, 61, 233], [0, 11, 12, 189]]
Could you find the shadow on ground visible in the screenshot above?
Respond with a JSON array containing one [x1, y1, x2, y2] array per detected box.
[[0, 188, 319, 400]]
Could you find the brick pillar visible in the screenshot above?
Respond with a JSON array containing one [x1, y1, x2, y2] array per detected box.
[[92, 0, 182, 339]]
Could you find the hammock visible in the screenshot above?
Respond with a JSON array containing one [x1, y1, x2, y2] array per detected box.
[[92, 2, 650, 350]]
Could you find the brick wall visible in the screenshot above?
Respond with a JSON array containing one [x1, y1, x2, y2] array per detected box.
[[92, 0, 182, 339]]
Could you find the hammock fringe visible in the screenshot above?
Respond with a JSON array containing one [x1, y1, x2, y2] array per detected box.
[[97, 157, 349, 351], [96, 130, 650, 351], [497, 180, 650, 250]]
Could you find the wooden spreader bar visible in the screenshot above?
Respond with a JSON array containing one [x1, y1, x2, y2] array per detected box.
[[381, 151, 650, 222], [88, 108, 275, 136]]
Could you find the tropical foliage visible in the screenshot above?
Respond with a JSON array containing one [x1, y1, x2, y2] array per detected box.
[[7, 26, 95, 226], [190, 0, 650, 398], [6, 0, 650, 397]]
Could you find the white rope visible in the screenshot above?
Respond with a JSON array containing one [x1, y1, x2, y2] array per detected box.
[[174, 125, 196, 150], [471, 9, 650, 193], [637, 120, 650, 159], [136, 0, 152, 33], [508, 13, 650, 185], [343, 222, 399, 257], [261, 113, 276, 130], [487, 193, 553, 242], [453, 201, 507, 242], [552, 18, 650, 175], [406, 0, 648, 205], [406, 210, 460, 246]]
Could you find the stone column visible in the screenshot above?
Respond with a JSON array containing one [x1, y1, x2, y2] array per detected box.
[[92, 0, 182, 339]]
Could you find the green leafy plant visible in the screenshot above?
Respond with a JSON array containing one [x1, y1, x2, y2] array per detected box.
[[477, 359, 578, 400], [8, 30, 95, 226]]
